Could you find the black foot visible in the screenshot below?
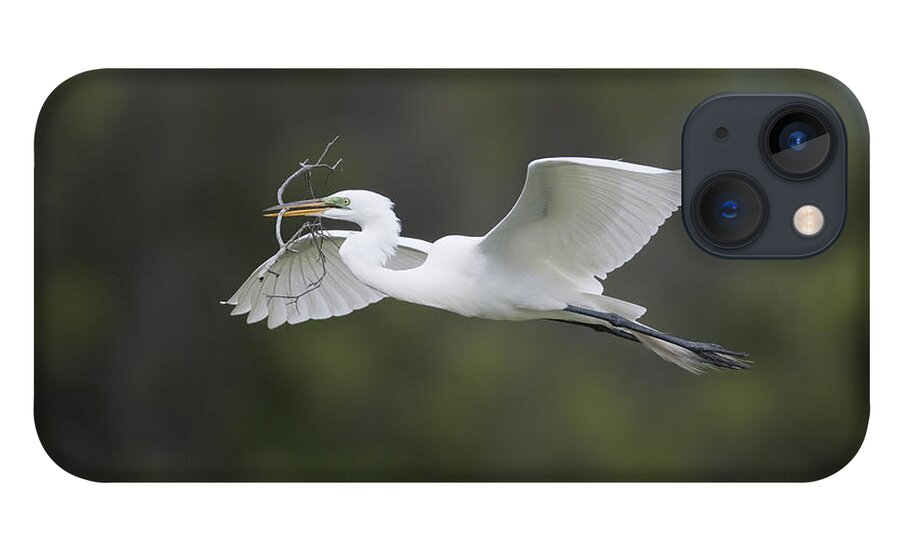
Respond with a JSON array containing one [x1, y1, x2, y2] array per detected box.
[[692, 349, 751, 370]]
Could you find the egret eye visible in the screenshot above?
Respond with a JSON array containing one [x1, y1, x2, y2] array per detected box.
[[328, 197, 351, 208]]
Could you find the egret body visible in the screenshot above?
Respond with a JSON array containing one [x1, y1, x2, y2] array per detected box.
[[225, 158, 749, 373]]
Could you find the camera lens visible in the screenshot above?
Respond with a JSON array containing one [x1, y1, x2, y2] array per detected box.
[[694, 173, 767, 247], [787, 130, 808, 151], [763, 105, 834, 178]]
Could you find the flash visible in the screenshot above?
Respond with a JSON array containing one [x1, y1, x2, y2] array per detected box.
[[793, 205, 825, 237]]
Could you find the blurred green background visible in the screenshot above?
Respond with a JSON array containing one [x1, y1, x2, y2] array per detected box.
[[34, 70, 868, 481]]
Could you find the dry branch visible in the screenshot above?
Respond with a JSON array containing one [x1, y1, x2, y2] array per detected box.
[[256, 137, 344, 308]]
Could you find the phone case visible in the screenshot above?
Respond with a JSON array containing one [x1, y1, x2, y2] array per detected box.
[[34, 69, 869, 481]]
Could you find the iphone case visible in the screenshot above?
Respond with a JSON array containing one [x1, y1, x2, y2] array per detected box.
[[34, 70, 868, 481]]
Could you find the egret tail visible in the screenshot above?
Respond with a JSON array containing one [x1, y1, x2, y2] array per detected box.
[[558, 305, 751, 375]]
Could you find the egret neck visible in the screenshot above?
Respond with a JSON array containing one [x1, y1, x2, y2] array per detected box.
[[337, 210, 411, 298]]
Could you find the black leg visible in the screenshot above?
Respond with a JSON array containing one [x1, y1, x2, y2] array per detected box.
[[563, 305, 748, 358], [548, 318, 640, 343]]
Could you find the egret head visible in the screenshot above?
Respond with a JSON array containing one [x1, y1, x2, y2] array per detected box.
[[264, 190, 396, 225]]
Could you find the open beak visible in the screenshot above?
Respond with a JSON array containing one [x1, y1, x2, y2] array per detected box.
[[263, 198, 330, 218]]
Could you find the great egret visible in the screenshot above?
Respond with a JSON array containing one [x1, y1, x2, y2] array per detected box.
[[224, 158, 749, 374]]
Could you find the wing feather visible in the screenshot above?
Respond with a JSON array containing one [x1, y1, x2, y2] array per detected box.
[[479, 158, 680, 282], [223, 230, 431, 328]]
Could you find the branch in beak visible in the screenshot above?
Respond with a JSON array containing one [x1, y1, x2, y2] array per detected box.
[[263, 198, 329, 218]]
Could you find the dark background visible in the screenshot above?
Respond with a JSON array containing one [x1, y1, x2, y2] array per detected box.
[[35, 70, 868, 481]]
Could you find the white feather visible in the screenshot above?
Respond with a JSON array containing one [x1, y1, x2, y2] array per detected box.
[[223, 230, 430, 329], [479, 158, 681, 284]]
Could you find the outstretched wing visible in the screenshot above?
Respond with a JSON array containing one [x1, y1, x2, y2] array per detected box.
[[224, 230, 431, 329], [478, 158, 681, 283]]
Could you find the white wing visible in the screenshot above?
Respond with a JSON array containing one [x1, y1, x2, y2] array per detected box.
[[223, 230, 431, 329], [478, 158, 681, 284]]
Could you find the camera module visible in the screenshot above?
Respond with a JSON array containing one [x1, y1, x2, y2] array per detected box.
[[683, 92, 847, 257]]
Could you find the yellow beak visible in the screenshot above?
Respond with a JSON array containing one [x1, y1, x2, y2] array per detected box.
[[263, 199, 330, 218]]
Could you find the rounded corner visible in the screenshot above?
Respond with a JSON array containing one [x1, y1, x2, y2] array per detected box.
[[680, 91, 731, 141], [33, 412, 108, 483], [35, 68, 111, 140], [802, 410, 870, 483], [793, 68, 870, 139]]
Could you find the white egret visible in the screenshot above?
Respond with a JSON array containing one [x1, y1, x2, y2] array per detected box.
[[224, 158, 749, 374]]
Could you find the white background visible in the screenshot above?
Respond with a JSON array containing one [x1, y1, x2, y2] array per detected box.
[[2, 1, 896, 552]]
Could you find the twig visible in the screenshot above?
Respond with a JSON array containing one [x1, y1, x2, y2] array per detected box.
[[258, 137, 343, 310], [274, 135, 342, 248]]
